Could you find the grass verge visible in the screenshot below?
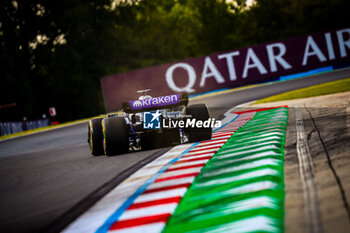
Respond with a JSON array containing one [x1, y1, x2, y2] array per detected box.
[[254, 78, 350, 104], [189, 83, 263, 101]]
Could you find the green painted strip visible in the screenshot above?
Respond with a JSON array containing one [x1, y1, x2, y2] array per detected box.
[[163, 108, 288, 233]]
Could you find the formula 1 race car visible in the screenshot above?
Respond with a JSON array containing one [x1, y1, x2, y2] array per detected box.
[[88, 89, 212, 156]]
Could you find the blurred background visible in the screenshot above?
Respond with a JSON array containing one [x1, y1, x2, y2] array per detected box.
[[1, 0, 349, 122]]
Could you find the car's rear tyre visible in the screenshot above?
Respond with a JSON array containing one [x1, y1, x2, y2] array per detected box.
[[102, 117, 129, 156], [140, 133, 158, 150], [140, 129, 180, 150], [88, 118, 104, 156], [185, 103, 212, 142], [161, 129, 181, 147]]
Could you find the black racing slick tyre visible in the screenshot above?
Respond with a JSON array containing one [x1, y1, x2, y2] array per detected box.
[[88, 118, 104, 156], [140, 133, 157, 150], [102, 117, 129, 156], [185, 103, 212, 142], [140, 129, 180, 151]]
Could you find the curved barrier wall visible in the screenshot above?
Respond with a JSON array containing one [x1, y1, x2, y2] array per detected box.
[[101, 27, 350, 112]]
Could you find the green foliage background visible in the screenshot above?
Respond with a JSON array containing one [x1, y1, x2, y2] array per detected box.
[[0, 0, 349, 121]]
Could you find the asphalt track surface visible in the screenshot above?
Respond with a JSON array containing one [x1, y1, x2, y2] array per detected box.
[[0, 68, 349, 233]]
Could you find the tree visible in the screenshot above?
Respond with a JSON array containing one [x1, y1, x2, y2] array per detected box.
[[1, 0, 348, 122], [0, 0, 116, 121]]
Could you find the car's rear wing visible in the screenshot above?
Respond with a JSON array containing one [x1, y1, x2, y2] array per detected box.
[[122, 93, 189, 113]]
